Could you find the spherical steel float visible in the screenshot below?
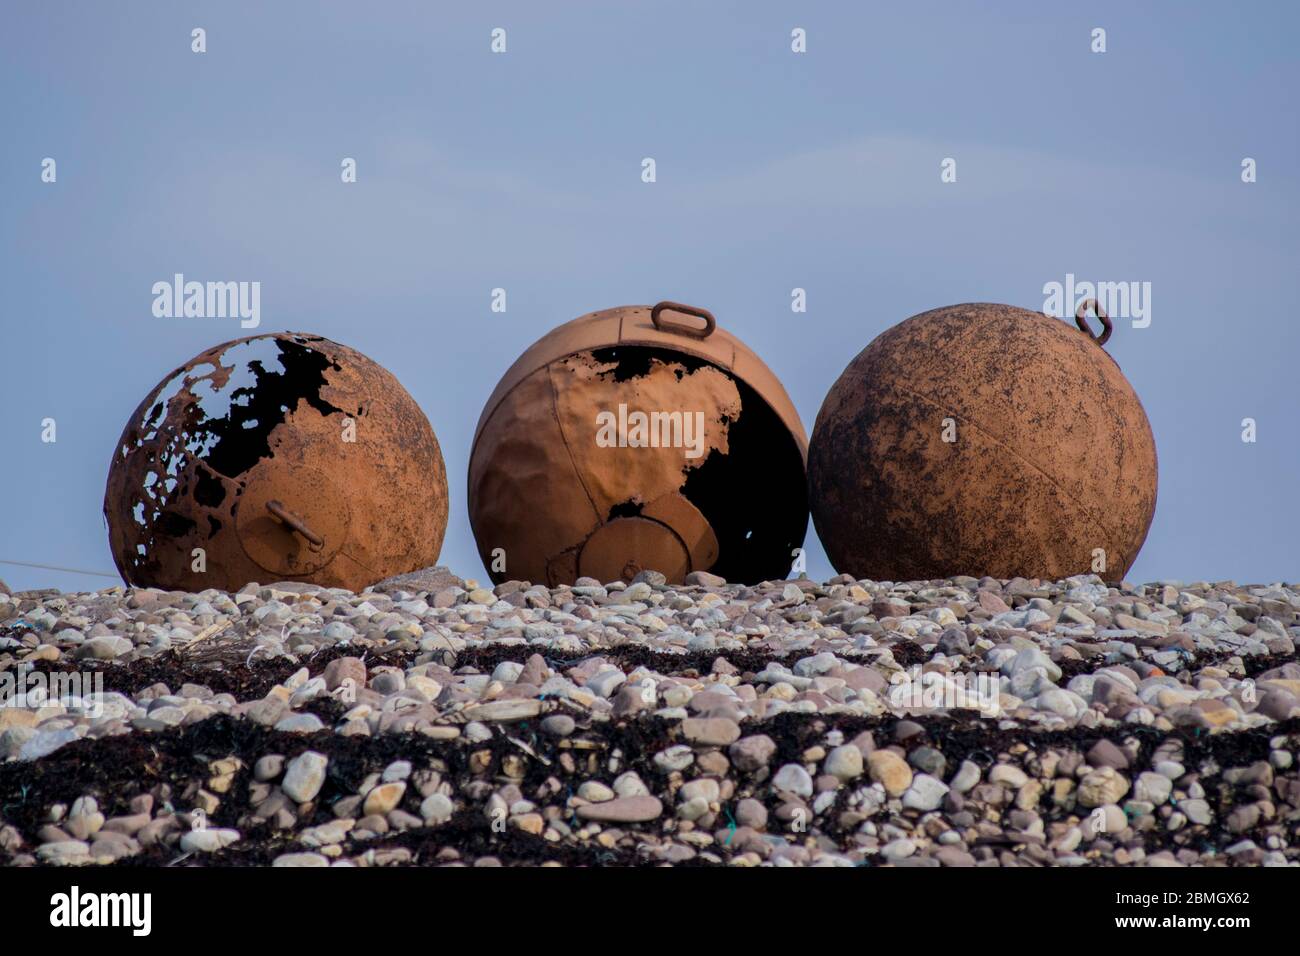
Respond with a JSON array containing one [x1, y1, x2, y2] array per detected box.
[[808, 301, 1157, 582], [105, 332, 448, 592], [468, 302, 808, 586]]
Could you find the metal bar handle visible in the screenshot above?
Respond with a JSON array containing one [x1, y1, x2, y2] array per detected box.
[[1075, 298, 1113, 347], [266, 500, 325, 552], [651, 301, 716, 340]]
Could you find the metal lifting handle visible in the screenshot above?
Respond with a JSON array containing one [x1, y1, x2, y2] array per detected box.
[[651, 301, 716, 340], [266, 499, 324, 552], [1075, 298, 1113, 347]]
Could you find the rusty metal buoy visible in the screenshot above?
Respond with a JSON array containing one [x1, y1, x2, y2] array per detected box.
[[808, 302, 1158, 581], [105, 332, 448, 592], [468, 302, 808, 586]]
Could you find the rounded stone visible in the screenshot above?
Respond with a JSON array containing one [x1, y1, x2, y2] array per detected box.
[[866, 750, 914, 797], [281, 751, 328, 803], [575, 795, 663, 823], [420, 793, 455, 824], [771, 763, 814, 798], [902, 774, 950, 811], [1077, 767, 1131, 808], [540, 715, 576, 737], [735, 797, 768, 830], [362, 782, 406, 816], [728, 734, 777, 771], [681, 717, 741, 747], [823, 744, 864, 782]]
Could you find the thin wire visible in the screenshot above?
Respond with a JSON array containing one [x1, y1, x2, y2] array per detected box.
[[0, 559, 120, 580]]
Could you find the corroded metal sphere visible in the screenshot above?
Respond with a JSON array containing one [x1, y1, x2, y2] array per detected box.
[[808, 302, 1158, 581], [469, 302, 808, 586], [105, 332, 448, 592]]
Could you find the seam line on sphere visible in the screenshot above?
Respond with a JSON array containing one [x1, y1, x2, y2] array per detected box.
[[548, 363, 601, 526], [339, 548, 378, 579], [882, 379, 1130, 568]]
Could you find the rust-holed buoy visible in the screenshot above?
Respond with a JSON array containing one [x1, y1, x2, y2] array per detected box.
[[105, 332, 448, 592], [808, 301, 1158, 581], [468, 302, 808, 586]]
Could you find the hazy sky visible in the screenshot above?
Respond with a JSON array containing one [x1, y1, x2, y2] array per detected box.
[[2, 1, 1296, 593]]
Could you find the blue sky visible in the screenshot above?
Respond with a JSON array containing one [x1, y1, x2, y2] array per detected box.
[[2, 1, 1297, 592]]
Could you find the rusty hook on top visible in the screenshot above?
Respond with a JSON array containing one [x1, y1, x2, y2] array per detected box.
[[266, 500, 324, 552], [1075, 298, 1113, 347], [651, 301, 716, 340]]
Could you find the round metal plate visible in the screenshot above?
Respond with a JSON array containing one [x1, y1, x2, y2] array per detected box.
[[642, 492, 718, 570], [236, 463, 350, 577], [578, 516, 691, 584]]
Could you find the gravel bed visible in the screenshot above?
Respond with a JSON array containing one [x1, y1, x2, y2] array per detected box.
[[2, 568, 1297, 867]]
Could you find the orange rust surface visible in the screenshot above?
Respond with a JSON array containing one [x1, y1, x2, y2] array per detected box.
[[104, 332, 448, 592], [554, 352, 740, 517], [472, 305, 806, 456], [808, 303, 1158, 581], [469, 352, 738, 586], [468, 303, 808, 586]]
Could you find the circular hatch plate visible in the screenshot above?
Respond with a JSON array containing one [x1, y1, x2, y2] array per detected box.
[[236, 463, 350, 576]]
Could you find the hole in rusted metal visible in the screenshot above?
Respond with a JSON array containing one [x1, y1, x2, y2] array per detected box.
[[678, 365, 808, 582], [585, 345, 806, 582], [608, 500, 643, 521], [193, 467, 226, 508], [110, 335, 348, 574]]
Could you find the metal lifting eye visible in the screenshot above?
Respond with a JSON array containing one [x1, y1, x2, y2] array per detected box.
[[651, 301, 716, 340], [1075, 298, 1113, 347], [266, 499, 325, 552]]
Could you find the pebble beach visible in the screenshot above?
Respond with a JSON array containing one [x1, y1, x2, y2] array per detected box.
[[2, 568, 1297, 867]]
